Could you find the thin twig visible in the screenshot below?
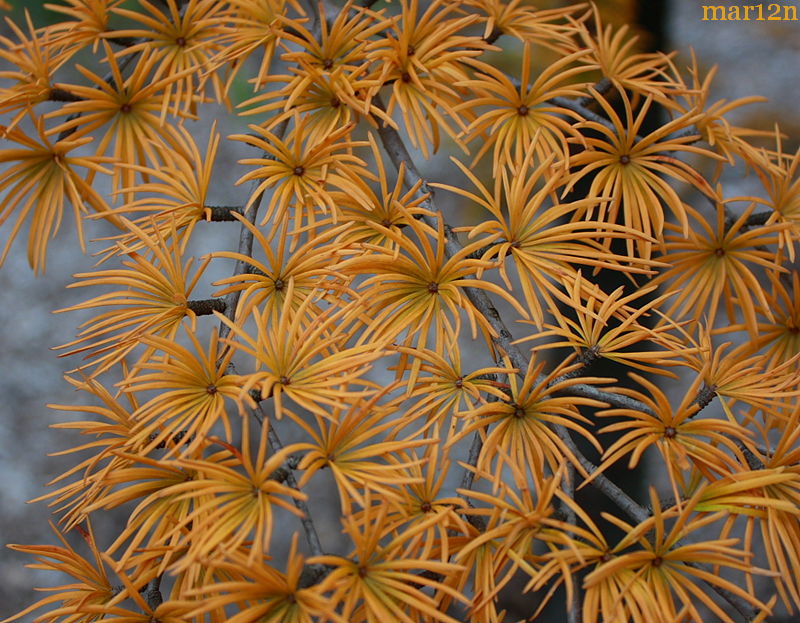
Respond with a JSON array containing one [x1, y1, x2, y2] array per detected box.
[[459, 431, 484, 493], [218, 117, 290, 337], [206, 205, 246, 221], [563, 465, 580, 623], [266, 419, 325, 559], [553, 425, 649, 523], [56, 52, 139, 142], [578, 76, 613, 106], [186, 298, 227, 316], [458, 430, 488, 532], [48, 87, 84, 102], [549, 94, 700, 146], [142, 576, 163, 610], [724, 207, 773, 233], [744, 210, 772, 228]]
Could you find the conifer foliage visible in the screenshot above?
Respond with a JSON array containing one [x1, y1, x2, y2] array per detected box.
[[2, 0, 799, 621]]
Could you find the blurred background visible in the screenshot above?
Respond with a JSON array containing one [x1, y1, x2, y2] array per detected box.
[[1, 0, 798, 620]]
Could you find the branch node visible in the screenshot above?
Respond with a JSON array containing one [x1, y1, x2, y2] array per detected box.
[[187, 298, 227, 316], [207, 205, 246, 222]]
